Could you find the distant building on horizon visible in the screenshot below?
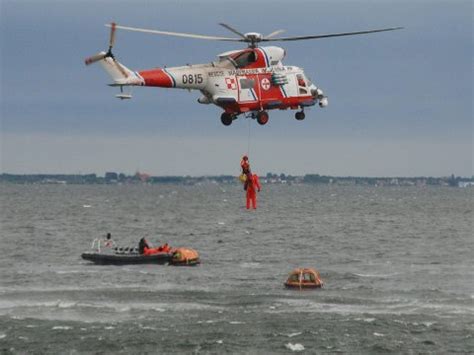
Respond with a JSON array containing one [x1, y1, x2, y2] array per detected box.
[[104, 172, 118, 183]]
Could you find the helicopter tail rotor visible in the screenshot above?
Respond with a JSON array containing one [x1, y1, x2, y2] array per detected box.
[[85, 22, 117, 65], [84, 52, 108, 66], [85, 22, 143, 89]]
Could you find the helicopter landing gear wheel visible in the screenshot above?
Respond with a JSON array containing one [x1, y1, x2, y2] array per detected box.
[[221, 113, 234, 126], [295, 111, 305, 121], [256, 111, 269, 125]]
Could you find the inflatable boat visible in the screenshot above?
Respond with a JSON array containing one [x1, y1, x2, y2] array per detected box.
[[81, 249, 171, 265], [82, 246, 200, 266]]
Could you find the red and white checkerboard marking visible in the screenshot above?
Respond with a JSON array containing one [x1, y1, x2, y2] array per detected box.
[[225, 77, 237, 90]]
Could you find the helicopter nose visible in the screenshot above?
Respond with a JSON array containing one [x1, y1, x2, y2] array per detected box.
[[310, 85, 320, 98], [310, 85, 328, 107]]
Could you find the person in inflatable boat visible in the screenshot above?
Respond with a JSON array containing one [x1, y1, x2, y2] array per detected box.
[[139, 238, 172, 255]]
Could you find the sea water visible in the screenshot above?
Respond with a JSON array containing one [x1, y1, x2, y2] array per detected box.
[[0, 184, 472, 353]]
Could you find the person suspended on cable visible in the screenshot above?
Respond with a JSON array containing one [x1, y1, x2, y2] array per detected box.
[[241, 155, 250, 174], [239, 155, 251, 183], [244, 169, 261, 210]]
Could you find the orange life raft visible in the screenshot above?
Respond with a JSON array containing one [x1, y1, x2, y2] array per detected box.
[[285, 268, 323, 289], [171, 248, 200, 266]]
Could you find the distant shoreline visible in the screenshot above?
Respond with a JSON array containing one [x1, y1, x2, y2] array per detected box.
[[1, 173, 472, 187]]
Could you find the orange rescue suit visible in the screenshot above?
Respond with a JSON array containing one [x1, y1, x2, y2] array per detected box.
[[143, 243, 171, 255], [143, 246, 161, 255], [245, 173, 261, 209]]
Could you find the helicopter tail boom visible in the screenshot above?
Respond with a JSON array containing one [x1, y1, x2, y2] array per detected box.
[[84, 22, 143, 87], [98, 56, 143, 86]]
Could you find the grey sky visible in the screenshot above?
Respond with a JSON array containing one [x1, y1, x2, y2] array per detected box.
[[1, 0, 472, 176]]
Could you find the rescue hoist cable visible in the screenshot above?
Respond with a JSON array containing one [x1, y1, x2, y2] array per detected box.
[[247, 116, 251, 157]]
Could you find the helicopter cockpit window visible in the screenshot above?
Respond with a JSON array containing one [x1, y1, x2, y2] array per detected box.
[[232, 51, 257, 68], [297, 74, 306, 87]]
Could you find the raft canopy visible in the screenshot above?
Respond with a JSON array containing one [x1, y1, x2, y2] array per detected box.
[[171, 248, 200, 265], [285, 268, 323, 288]]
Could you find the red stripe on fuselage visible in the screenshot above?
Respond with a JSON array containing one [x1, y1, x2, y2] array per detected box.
[[138, 68, 173, 88]]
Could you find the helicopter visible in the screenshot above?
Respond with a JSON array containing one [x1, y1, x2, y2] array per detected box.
[[85, 23, 402, 126]]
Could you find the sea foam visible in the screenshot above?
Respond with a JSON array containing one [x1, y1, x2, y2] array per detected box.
[[285, 343, 305, 351]]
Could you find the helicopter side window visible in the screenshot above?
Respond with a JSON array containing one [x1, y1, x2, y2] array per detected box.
[[233, 51, 257, 68], [239, 78, 255, 89]]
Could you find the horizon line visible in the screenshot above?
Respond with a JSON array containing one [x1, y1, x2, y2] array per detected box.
[[1, 172, 472, 179]]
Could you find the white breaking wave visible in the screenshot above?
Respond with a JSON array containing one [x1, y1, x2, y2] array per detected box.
[[273, 298, 474, 316], [286, 332, 302, 338], [355, 317, 376, 323], [0, 282, 212, 295], [285, 343, 305, 351], [352, 272, 399, 278], [239, 262, 261, 269], [54, 269, 100, 275], [0, 299, 222, 317]]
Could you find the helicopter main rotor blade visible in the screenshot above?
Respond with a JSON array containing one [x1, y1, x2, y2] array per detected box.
[[265, 29, 286, 39], [261, 27, 403, 42], [106, 24, 242, 42], [218, 23, 247, 39], [109, 22, 116, 49]]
